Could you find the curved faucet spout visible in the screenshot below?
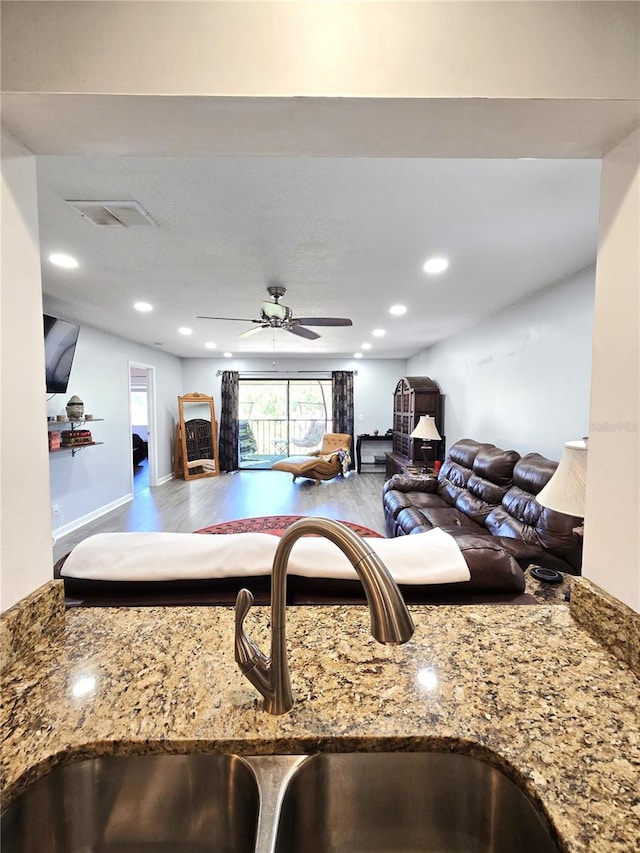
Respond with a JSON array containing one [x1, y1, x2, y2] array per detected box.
[[234, 517, 415, 715]]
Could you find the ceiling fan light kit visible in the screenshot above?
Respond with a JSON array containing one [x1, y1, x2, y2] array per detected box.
[[197, 285, 352, 342], [261, 301, 289, 321]]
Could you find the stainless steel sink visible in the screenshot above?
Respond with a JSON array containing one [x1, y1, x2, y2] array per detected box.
[[273, 753, 560, 853], [1, 754, 259, 853], [2, 752, 560, 853]]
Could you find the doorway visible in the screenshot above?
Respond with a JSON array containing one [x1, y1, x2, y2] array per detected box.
[[129, 363, 157, 493]]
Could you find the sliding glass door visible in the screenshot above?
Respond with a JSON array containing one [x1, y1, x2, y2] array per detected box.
[[238, 378, 332, 469]]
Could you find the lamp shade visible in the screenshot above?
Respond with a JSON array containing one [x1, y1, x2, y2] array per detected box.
[[536, 440, 587, 517], [410, 416, 441, 442]]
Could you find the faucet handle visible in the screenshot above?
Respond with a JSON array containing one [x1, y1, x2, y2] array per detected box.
[[235, 588, 274, 702], [235, 588, 265, 673], [235, 587, 254, 628]]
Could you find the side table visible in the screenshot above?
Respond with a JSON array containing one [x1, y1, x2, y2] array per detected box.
[[356, 433, 393, 473], [384, 451, 434, 479]]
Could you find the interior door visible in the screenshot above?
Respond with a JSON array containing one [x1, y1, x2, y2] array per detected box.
[[129, 363, 156, 492]]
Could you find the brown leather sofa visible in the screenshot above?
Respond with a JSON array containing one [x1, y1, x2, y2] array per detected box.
[[383, 438, 583, 575]]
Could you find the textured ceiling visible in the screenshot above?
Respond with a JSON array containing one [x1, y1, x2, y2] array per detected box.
[[35, 154, 601, 359]]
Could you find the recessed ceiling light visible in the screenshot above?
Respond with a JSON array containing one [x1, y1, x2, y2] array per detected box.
[[223, 352, 233, 358], [389, 305, 407, 316], [423, 257, 449, 275], [361, 342, 372, 350], [354, 352, 363, 359], [205, 342, 217, 350], [178, 327, 193, 336], [372, 328, 386, 337], [134, 301, 153, 312], [49, 252, 78, 269]]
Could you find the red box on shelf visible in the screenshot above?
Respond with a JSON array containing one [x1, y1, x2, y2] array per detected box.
[[48, 431, 61, 450]]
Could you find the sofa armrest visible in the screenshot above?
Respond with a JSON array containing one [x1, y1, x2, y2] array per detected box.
[[383, 474, 438, 496]]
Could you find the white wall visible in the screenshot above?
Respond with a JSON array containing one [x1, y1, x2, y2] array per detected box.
[[407, 269, 595, 460], [182, 356, 407, 462], [46, 324, 184, 538], [1, 131, 54, 610], [584, 128, 640, 610]]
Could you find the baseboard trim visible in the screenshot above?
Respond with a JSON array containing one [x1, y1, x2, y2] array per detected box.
[[52, 494, 133, 541], [156, 472, 174, 486]]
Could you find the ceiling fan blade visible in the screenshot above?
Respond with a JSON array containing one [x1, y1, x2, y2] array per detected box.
[[239, 325, 268, 338], [287, 324, 321, 340], [197, 315, 261, 323], [293, 317, 353, 327]]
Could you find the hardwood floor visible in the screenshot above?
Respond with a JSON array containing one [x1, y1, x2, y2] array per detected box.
[[53, 470, 388, 561]]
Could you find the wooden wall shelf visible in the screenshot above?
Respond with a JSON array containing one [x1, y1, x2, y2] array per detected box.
[[49, 442, 104, 457], [47, 418, 104, 456]]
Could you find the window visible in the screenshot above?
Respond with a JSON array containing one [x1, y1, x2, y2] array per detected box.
[[238, 379, 332, 469], [130, 390, 148, 426]]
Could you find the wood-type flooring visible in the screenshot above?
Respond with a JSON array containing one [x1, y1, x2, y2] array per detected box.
[[53, 469, 387, 562]]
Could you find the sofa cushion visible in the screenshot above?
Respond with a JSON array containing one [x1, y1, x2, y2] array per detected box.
[[473, 445, 520, 486], [383, 489, 417, 521], [437, 458, 472, 507], [422, 506, 486, 534], [513, 452, 557, 494], [448, 438, 493, 468], [396, 505, 489, 537], [455, 446, 520, 524], [434, 438, 495, 507], [382, 474, 437, 499], [454, 534, 525, 594], [404, 491, 454, 513], [484, 453, 583, 571]]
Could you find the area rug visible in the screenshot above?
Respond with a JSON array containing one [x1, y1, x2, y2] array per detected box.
[[194, 515, 382, 539]]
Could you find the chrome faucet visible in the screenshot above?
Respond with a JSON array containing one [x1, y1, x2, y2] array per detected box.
[[234, 517, 415, 715]]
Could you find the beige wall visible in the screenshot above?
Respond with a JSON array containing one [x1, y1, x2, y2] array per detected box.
[[584, 127, 640, 609], [1, 131, 54, 610], [2, 1, 638, 99]]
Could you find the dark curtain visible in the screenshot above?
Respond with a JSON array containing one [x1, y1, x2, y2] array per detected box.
[[219, 371, 240, 472], [332, 370, 355, 468]]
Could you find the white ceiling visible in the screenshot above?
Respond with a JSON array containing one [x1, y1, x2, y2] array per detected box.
[[2, 91, 607, 360], [35, 153, 601, 359]]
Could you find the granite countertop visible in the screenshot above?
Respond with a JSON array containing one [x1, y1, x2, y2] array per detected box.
[[2, 590, 639, 852]]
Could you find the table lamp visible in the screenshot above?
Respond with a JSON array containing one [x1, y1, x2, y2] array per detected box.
[[410, 416, 441, 471], [536, 439, 587, 535]]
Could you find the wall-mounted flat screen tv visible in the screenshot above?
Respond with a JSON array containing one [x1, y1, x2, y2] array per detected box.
[[44, 314, 81, 394]]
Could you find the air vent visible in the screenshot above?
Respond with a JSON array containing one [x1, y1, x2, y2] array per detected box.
[[66, 200, 158, 227]]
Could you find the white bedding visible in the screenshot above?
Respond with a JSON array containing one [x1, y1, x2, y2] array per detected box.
[[61, 527, 470, 585]]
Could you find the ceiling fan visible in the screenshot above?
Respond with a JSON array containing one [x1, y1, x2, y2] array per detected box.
[[197, 285, 353, 340]]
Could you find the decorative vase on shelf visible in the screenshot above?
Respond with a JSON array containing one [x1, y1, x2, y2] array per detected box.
[[66, 395, 84, 421]]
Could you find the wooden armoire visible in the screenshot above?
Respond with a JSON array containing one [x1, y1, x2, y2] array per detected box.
[[388, 376, 444, 474]]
